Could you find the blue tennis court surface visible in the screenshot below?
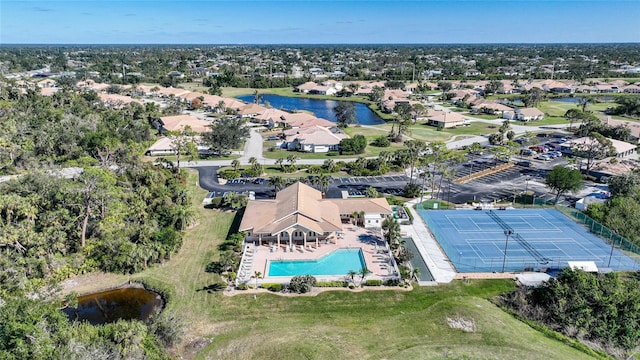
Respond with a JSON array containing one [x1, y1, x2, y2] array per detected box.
[[418, 209, 640, 273]]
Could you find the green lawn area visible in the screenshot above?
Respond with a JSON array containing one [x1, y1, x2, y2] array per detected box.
[[376, 122, 496, 143], [521, 116, 571, 127], [64, 169, 597, 360], [537, 100, 616, 117]]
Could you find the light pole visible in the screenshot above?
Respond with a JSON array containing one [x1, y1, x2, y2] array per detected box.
[[524, 175, 530, 208], [608, 230, 617, 268], [502, 230, 514, 273]]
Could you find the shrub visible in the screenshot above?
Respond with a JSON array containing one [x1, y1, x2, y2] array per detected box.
[[236, 283, 249, 290], [288, 275, 316, 293], [316, 281, 348, 287], [385, 279, 402, 286], [371, 135, 390, 147], [261, 283, 283, 292], [148, 311, 185, 347], [403, 206, 414, 224], [326, 151, 339, 156], [364, 279, 383, 286]]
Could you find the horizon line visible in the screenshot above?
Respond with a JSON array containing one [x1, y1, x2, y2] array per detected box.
[[2, 42, 640, 47]]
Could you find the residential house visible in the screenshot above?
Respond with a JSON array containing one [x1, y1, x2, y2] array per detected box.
[[603, 116, 640, 142], [427, 111, 466, 128], [284, 126, 348, 153], [504, 107, 545, 122], [159, 114, 211, 133]]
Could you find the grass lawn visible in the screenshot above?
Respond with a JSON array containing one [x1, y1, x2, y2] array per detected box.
[[521, 116, 571, 127], [64, 169, 596, 360], [537, 101, 617, 117], [374, 122, 495, 143]]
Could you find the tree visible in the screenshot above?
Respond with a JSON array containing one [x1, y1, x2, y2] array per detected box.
[[253, 271, 262, 288], [358, 267, 372, 284], [545, 166, 584, 204], [571, 132, 616, 175], [73, 167, 116, 248], [169, 126, 199, 173], [268, 176, 285, 194], [382, 217, 401, 247], [437, 81, 452, 93], [466, 142, 484, 176], [202, 117, 250, 155], [523, 87, 544, 107], [333, 102, 356, 127], [577, 96, 590, 112], [365, 186, 380, 198], [485, 80, 504, 95], [368, 86, 384, 105], [564, 108, 583, 130], [606, 172, 640, 196], [404, 140, 426, 185], [346, 270, 357, 286], [231, 159, 240, 171], [339, 135, 367, 154]]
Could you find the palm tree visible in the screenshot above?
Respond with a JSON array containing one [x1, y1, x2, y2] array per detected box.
[[286, 154, 298, 167], [249, 157, 258, 166], [231, 159, 240, 171], [317, 174, 331, 195], [253, 271, 262, 288], [358, 267, 372, 285], [268, 176, 285, 195], [216, 100, 226, 114], [346, 270, 357, 286], [382, 217, 401, 248], [175, 205, 196, 231], [466, 142, 483, 178], [322, 159, 336, 173], [275, 157, 285, 171]]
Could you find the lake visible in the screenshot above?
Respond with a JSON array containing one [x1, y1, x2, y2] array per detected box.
[[237, 94, 386, 125], [64, 287, 164, 325]]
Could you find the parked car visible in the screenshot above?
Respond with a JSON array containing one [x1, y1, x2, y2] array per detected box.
[[536, 154, 552, 161], [517, 160, 533, 167], [267, 136, 279, 141]]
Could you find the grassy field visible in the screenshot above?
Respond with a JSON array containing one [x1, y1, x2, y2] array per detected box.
[[63, 169, 597, 359], [537, 100, 616, 117]]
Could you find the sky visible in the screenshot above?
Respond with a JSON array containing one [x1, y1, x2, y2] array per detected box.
[[1, 0, 639, 44]]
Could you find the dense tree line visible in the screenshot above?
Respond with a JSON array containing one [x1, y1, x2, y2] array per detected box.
[[500, 268, 640, 357], [586, 172, 640, 247], [0, 83, 192, 358], [0, 298, 180, 360], [2, 44, 639, 85]]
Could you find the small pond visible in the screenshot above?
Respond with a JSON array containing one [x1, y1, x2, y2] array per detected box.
[[550, 97, 579, 103], [236, 94, 385, 125], [64, 287, 164, 325]]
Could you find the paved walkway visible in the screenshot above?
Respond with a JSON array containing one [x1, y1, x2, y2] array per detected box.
[[401, 198, 457, 284]]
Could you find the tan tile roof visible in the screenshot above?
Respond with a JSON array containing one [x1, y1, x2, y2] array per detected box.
[[239, 182, 343, 235], [517, 107, 544, 117], [238, 103, 267, 115], [328, 198, 393, 215], [160, 114, 211, 133], [428, 111, 465, 123]]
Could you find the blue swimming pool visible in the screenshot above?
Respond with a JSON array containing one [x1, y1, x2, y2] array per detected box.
[[268, 248, 366, 277]]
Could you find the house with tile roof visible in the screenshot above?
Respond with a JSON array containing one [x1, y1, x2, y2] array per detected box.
[[427, 111, 466, 128], [239, 182, 392, 247], [284, 126, 348, 153]]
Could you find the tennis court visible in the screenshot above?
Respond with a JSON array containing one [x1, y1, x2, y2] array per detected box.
[[418, 208, 640, 273]]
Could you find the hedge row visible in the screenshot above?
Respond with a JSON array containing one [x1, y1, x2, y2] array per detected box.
[[315, 281, 349, 288], [364, 279, 383, 286], [261, 283, 283, 292]]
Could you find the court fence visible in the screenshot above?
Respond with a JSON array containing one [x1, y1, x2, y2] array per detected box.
[[556, 206, 640, 260]]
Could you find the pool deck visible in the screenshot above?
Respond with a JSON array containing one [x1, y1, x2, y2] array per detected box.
[[402, 199, 457, 284], [239, 226, 400, 285]]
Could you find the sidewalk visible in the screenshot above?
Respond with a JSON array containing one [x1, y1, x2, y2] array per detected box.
[[401, 199, 457, 284]]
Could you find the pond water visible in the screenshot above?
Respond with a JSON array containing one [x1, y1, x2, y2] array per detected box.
[[237, 94, 385, 125], [550, 97, 579, 103], [64, 287, 164, 325]]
